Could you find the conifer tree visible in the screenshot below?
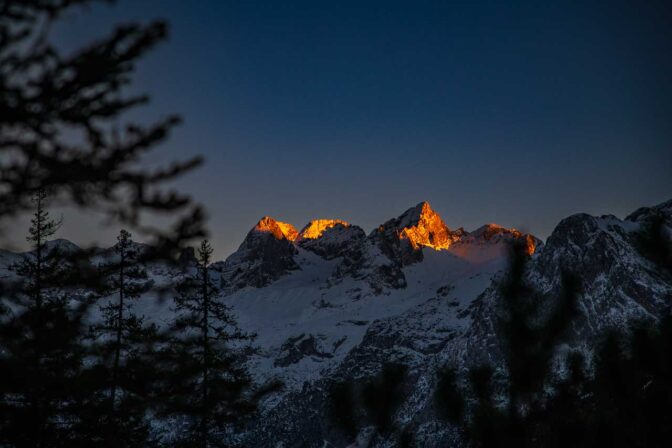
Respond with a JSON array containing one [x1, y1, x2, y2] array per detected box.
[[160, 240, 258, 448], [72, 229, 160, 447], [0, 0, 206, 257], [12, 189, 63, 308], [0, 190, 86, 447], [1, 1, 209, 445], [101, 229, 154, 410], [327, 363, 411, 446]]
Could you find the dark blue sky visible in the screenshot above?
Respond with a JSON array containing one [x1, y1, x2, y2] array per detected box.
[[46, 0, 671, 258]]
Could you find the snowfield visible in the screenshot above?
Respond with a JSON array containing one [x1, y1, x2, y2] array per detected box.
[[2, 199, 670, 447]]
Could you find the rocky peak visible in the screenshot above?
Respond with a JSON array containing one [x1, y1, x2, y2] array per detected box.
[[367, 201, 459, 269], [297, 221, 366, 260], [471, 223, 515, 238], [626, 198, 672, 223], [221, 217, 300, 290], [298, 219, 350, 240], [399, 201, 461, 250], [372, 201, 459, 252], [252, 216, 299, 242], [467, 223, 539, 255]]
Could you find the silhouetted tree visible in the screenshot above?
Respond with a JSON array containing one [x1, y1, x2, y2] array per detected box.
[[0, 0, 206, 256], [328, 380, 358, 439], [71, 229, 161, 447], [10, 190, 63, 307], [98, 229, 155, 409], [1, 1, 209, 445], [586, 316, 672, 447], [0, 191, 87, 447], [361, 363, 408, 436], [327, 363, 411, 446], [159, 241, 262, 447]]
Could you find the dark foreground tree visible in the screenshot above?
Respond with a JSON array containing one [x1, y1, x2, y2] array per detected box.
[[99, 229, 154, 411], [72, 229, 162, 447], [1, 1, 208, 446], [327, 363, 411, 446], [159, 241, 269, 447], [0, 0, 206, 255], [8, 189, 63, 306], [0, 191, 87, 447]]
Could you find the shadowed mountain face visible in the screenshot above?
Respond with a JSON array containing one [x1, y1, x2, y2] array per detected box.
[[296, 220, 366, 260], [369, 201, 463, 265], [2, 199, 669, 447], [215, 216, 300, 289], [212, 199, 669, 447]]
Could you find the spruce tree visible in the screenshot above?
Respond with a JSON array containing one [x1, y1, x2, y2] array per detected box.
[[1, 1, 209, 445], [160, 240, 257, 448], [0, 190, 86, 447], [72, 229, 160, 447], [100, 229, 155, 410], [327, 363, 411, 446], [0, 0, 206, 257], [12, 190, 64, 308]]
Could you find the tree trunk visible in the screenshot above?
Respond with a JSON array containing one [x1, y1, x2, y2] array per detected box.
[[201, 257, 210, 448], [110, 250, 125, 411]]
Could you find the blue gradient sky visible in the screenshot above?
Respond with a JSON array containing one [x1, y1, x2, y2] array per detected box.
[[32, 0, 672, 258]]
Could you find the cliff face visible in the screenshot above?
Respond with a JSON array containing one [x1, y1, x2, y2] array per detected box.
[[371, 201, 459, 250], [368, 202, 462, 266], [219, 216, 300, 289], [396, 201, 460, 250], [253, 216, 299, 241], [297, 220, 366, 260], [297, 219, 350, 240]]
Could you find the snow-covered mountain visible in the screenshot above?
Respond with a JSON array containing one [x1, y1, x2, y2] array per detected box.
[[215, 199, 669, 447], [215, 202, 537, 386], [1, 199, 670, 447]]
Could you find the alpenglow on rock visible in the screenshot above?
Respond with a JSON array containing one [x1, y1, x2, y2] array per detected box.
[[253, 216, 299, 241], [4, 199, 669, 447], [369, 201, 465, 265], [217, 201, 541, 292], [397, 201, 461, 250], [297, 219, 350, 240], [297, 220, 366, 260], [218, 216, 299, 289], [375, 201, 461, 250]]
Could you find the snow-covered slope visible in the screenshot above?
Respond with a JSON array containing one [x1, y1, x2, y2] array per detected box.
[[210, 202, 534, 387], [2, 199, 670, 447], [227, 200, 671, 447]]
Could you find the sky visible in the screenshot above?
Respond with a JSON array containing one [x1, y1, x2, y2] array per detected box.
[[10, 0, 672, 259]]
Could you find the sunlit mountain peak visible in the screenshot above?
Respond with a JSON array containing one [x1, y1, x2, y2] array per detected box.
[[253, 216, 299, 241], [394, 201, 458, 250], [298, 219, 350, 240]]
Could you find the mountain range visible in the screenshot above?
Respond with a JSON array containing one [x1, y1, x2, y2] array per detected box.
[[1, 199, 670, 447]]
